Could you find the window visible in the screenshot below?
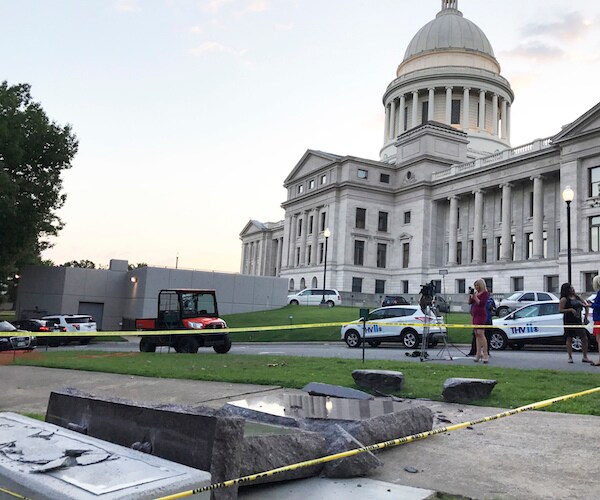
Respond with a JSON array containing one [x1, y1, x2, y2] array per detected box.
[[309, 216, 314, 235], [421, 101, 429, 125], [457, 279, 466, 294], [320, 212, 326, 232], [590, 216, 600, 251], [403, 106, 408, 131], [297, 185, 304, 194], [320, 174, 327, 185], [354, 240, 365, 265], [295, 247, 300, 266], [300, 278, 305, 289], [526, 232, 533, 259], [297, 219, 303, 237], [529, 192, 534, 217], [546, 275, 559, 293], [557, 228, 561, 253], [352, 277, 363, 293], [355, 208, 366, 229], [511, 234, 516, 261], [495, 237, 502, 260], [380, 173, 390, 184], [451, 99, 461, 124], [512, 277, 524, 291], [289, 279, 294, 291], [402, 280, 409, 294], [590, 166, 600, 197], [357, 169, 368, 179], [484, 278, 493, 293], [309, 179, 315, 189], [319, 242, 324, 263], [584, 272, 596, 292], [482, 238, 487, 263], [457, 241, 462, 265], [457, 206, 460, 229], [377, 243, 387, 268], [469, 240, 474, 262], [307, 245, 312, 265], [404, 211, 411, 224], [402, 242, 410, 268], [378, 211, 389, 232], [375, 279, 386, 294]]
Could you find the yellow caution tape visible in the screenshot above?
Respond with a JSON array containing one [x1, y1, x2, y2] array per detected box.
[[0, 486, 32, 499], [156, 386, 600, 500]]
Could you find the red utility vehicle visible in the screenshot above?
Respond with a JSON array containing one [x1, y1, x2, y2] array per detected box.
[[135, 289, 232, 354]]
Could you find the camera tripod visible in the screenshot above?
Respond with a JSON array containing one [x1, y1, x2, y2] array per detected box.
[[419, 303, 468, 362]]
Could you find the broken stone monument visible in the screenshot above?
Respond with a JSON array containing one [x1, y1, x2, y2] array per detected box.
[[351, 369, 405, 393]]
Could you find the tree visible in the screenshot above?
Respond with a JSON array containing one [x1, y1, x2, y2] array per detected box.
[[61, 260, 96, 269], [0, 81, 78, 289], [128, 263, 148, 270]]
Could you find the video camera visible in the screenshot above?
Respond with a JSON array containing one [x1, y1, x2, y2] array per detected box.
[[419, 280, 436, 310]]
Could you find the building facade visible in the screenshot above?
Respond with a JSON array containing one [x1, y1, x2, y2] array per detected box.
[[239, 1, 600, 300]]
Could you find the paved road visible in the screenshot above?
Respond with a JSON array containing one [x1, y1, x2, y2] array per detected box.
[[49, 337, 600, 372]]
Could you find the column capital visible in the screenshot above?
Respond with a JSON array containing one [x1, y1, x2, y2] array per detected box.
[[412, 89, 419, 95], [428, 87, 435, 91], [447, 194, 460, 201], [479, 89, 486, 95], [530, 174, 544, 181], [463, 86, 471, 91], [499, 182, 513, 189], [472, 188, 485, 195]]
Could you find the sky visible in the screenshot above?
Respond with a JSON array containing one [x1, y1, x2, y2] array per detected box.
[[2, 0, 600, 273]]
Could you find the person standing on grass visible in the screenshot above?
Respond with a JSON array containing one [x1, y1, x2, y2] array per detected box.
[[559, 282, 591, 364], [590, 275, 600, 367], [468, 279, 489, 363]]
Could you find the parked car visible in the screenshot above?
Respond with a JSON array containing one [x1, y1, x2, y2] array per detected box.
[[490, 300, 597, 351], [340, 305, 447, 349], [41, 314, 97, 345], [11, 319, 66, 347], [0, 321, 37, 351], [287, 288, 341, 307], [381, 295, 410, 307], [495, 291, 558, 317]]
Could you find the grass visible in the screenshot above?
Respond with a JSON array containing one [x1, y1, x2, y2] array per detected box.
[[11, 350, 600, 416], [223, 305, 473, 344]]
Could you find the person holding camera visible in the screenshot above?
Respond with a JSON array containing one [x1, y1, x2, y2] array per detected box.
[[468, 279, 490, 363]]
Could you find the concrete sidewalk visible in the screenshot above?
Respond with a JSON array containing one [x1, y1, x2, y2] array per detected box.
[[2, 365, 598, 499]]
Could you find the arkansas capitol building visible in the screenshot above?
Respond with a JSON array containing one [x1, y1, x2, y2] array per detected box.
[[239, 0, 600, 301]]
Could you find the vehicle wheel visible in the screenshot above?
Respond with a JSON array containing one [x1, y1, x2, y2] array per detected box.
[[289, 300, 299, 305], [175, 337, 199, 353], [326, 300, 335, 308], [79, 339, 91, 345], [368, 340, 381, 348], [400, 329, 420, 349], [572, 335, 583, 352], [139, 338, 156, 353], [489, 330, 508, 350], [497, 307, 510, 317], [344, 330, 362, 348], [213, 337, 232, 354], [509, 342, 524, 350]]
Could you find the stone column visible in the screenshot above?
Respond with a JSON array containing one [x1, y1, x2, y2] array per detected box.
[[287, 214, 297, 267], [389, 98, 397, 140], [311, 208, 319, 265], [428, 87, 435, 121], [479, 90, 486, 131], [445, 86, 453, 124], [448, 196, 458, 265], [492, 94, 499, 136], [532, 176, 544, 258], [501, 98, 507, 140], [241, 243, 248, 274], [473, 190, 484, 263], [299, 211, 309, 265], [463, 87, 470, 130], [399, 94, 406, 133], [411, 90, 419, 129], [501, 183, 512, 260], [506, 103, 511, 142], [383, 103, 390, 142]]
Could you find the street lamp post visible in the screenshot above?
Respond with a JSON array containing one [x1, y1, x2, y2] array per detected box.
[[562, 186, 574, 284], [320, 228, 331, 306]]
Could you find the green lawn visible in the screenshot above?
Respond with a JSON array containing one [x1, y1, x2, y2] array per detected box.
[[11, 351, 600, 416], [223, 305, 473, 343]]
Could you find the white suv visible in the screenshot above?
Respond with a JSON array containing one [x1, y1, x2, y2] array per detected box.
[[287, 288, 341, 307], [496, 291, 558, 317], [42, 314, 97, 345]]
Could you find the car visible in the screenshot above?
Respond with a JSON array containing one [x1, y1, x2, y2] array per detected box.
[[11, 319, 66, 347], [340, 305, 447, 349], [381, 295, 410, 307], [490, 300, 597, 351], [495, 291, 558, 317], [41, 314, 97, 345], [287, 288, 341, 307], [0, 320, 37, 351]]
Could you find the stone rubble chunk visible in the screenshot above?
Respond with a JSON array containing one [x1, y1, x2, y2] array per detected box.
[[442, 377, 497, 403], [351, 369, 405, 393], [322, 424, 383, 478]]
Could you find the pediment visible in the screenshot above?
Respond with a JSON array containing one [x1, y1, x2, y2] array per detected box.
[[553, 101, 600, 143], [239, 219, 267, 238], [284, 149, 341, 184]]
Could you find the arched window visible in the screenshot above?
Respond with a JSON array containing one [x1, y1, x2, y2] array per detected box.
[[289, 279, 295, 291], [300, 278, 306, 289], [311, 276, 318, 288]]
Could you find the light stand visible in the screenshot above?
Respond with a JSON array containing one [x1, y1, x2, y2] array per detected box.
[[562, 186, 574, 284], [320, 228, 331, 306]]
